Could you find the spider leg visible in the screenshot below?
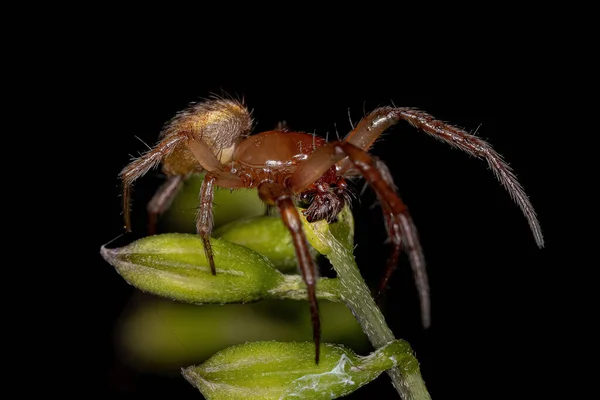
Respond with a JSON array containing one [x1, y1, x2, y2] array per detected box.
[[185, 134, 248, 276], [185, 133, 246, 188], [339, 106, 544, 248], [146, 175, 185, 235], [288, 143, 346, 192], [371, 158, 419, 305], [289, 142, 430, 328], [258, 181, 321, 364], [120, 135, 186, 231], [339, 143, 429, 328], [197, 174, 217, 275]]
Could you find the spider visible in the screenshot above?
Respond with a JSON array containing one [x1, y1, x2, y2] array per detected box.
[[119, 96, 544, 363]]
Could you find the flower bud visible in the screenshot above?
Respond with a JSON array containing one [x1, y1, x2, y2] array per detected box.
[[101, 233, 284, 304], [183, 340, 414, 400]]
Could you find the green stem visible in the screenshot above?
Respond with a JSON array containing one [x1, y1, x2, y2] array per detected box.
[[268, 275, 343, 302], [304, 210, 431, 400]]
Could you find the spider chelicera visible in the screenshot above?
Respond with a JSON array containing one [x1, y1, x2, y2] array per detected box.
[[119, 97, 544, 363]]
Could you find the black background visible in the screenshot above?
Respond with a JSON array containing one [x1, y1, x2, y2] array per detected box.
[[69, 33, 565, 399]]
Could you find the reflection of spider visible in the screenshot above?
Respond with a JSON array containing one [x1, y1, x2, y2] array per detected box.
[[120, 97, 544, 362]]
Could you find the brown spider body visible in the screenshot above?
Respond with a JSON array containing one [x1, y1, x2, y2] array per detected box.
[[231, 131, 328, 184], [119, 97, 544, 364], [230, 130, 347, 223]]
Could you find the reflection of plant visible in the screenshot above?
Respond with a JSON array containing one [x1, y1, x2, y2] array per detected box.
[[102, 176, 431, 399]]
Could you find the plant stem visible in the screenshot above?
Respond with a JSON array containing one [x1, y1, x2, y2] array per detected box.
[[268, 275, 343, 302], [305, 212, 431, 400]]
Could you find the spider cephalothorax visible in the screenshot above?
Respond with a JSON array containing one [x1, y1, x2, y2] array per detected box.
[[120, 96, 544, 363]]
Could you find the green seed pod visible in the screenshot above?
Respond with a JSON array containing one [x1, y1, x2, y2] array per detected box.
[[183, 340, 415, 400], [214, 216, 303, 272], [101, 233, 284, 304], [102, 233, 343, 304]]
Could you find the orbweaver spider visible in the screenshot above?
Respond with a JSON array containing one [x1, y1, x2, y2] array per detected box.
[[119, 97, 544, 363]]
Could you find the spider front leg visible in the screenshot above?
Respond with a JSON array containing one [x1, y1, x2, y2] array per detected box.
[[290, 142, 430, 328], [258, 181, 321, 364], [339, 106, 544, 247]]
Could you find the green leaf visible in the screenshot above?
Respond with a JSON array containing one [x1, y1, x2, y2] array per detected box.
[[183, 340, 415, 400]]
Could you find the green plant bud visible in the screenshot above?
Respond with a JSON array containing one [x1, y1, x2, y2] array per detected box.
[[214, 216, 303, 272], [183, 340, 414, 400], [301, 205, 355, 256], [101, 233, 284, 304]]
